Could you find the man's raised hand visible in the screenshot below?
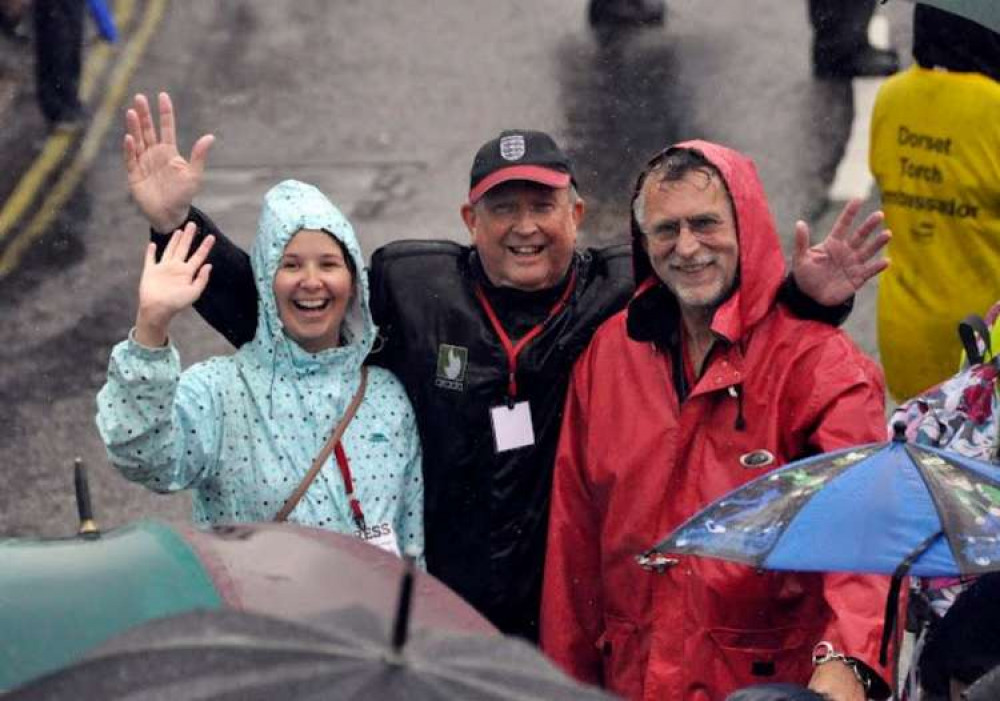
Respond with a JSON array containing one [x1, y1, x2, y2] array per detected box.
[[791, 199, 891, 308], [124, 92, 215, 234], [134, 223, 215, 347]]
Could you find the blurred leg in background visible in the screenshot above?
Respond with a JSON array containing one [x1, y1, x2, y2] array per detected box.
[[588, 0, 665, 28], [33, 0, 85, 129], [0, 0, 30, 42], [809, 0, 899, 78]]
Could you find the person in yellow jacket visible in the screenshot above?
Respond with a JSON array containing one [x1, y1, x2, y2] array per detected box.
[[869, 4, 1000, 401]]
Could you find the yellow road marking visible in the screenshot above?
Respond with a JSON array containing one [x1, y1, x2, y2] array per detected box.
[[0, 0, 136, 244], [79, 34, 112, 102], [0, 135, 73, 241], [0, 0, 164, 278], [0, 0, 135, 244]]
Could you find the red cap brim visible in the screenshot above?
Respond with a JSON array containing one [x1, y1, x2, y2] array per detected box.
[[468, 165, 572, 203]]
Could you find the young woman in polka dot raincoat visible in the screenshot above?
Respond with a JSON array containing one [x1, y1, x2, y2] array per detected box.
[[97, 180, 423, 560]]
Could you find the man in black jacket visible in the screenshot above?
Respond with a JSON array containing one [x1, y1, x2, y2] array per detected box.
[[121, 92, 890, 641]]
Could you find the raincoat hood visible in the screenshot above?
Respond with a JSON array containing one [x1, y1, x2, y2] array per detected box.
[[627, 139, 786, 345], [248, 179, 375, 369]]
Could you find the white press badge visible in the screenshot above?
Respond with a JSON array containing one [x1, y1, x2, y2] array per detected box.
[[490, 401, 536, 452], [358, 522, 401, 557]]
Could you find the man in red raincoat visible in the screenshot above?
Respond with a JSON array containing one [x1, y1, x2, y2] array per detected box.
[[541, 141, 892, 701]]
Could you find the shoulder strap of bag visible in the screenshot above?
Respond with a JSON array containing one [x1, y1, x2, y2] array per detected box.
[[274, 366, 369, 522], [959, 315, 992, 366]]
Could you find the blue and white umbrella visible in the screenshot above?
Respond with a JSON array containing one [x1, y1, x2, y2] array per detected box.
[[649, 425, 1000, 663]]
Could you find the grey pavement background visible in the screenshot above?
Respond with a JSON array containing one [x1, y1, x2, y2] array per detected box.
[[0, 0, 908, 537]]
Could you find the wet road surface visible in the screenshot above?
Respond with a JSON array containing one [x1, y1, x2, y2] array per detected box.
[[0, 0, 911, 536]]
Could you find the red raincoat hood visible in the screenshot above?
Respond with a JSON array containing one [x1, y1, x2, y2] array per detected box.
[[628, 140, 787, 344]]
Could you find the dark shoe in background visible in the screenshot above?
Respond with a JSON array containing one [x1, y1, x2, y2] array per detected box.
[[0, 0, 29, 44], [588, 0, 665, 28], [814, 44, 899, 79], [47, 102, 87, 133]]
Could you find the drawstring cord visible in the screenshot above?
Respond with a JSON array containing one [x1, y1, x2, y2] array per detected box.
[[728, 385, 746, 431], [267, 334, 283, 421]]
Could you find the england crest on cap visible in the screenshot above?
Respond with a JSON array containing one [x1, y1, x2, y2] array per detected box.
[[499, 134, 526, 161]]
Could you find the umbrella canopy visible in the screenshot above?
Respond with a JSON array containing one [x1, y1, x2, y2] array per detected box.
[[5, 606, 617, 700], [650, 426, 1000, 666], [180, 522, 493, 634], [0, 521, 221, 691], [887, 0, 1000, 33], [0, 520, 492, 691], [725, 683, 829, 701], [653, 429, 1000, 578]]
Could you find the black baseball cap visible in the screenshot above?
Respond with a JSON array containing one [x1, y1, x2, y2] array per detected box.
[[468, 129, 576, 203]]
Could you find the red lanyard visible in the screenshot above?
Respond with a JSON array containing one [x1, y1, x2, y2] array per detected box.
[[474, 268, 578, 400], [334, 442, 366, 531]]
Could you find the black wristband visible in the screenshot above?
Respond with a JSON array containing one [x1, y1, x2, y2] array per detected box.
[[780, 274, 854, 327]]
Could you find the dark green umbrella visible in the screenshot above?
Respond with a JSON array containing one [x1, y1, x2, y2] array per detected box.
[[0, 521, 493, 691], [6, 594, 616, 700], [0, 520, 221, 691], [1, 463, 492, 691]]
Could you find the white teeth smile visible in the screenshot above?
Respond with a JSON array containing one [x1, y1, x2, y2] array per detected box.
[[509, 245, 544, 256], [293, 300, 330, 310], [676, 262, 712, 273]]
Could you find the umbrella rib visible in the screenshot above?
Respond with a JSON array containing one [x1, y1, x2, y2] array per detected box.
[[107, 638, 587, 700], [879, 529, 944, 666], [390, 655, 582, 701], [115, 657, 365, 701], [904, 443, 970, 572], [66, 633, 607, 700], [90, 634, 386, 662]]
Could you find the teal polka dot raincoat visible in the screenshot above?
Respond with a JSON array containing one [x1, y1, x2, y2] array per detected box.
[[97, 180, 423, 559]]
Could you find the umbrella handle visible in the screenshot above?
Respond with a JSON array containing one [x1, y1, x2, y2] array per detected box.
[[880, 531, 944, 666], [391, 555, 416, 653], [880, 573, 904, 668], [74, 458, 101, 539]]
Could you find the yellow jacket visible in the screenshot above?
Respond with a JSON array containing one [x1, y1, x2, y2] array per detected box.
[[870, 66, 1000, 400]]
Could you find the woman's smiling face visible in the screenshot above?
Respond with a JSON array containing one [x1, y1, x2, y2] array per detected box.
[[272, 229, 354, 353]]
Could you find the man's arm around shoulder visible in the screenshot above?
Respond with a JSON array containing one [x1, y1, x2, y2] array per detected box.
[[150, 207, 257, 348]]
